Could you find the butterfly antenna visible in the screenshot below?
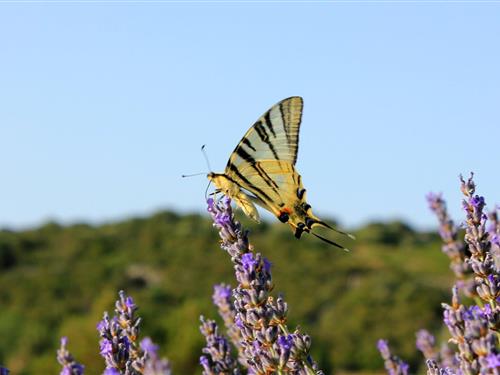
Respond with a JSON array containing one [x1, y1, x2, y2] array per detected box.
[[181, 172, 206, 178], [182, 144, 213, 178], [201, 144, 213, 172]]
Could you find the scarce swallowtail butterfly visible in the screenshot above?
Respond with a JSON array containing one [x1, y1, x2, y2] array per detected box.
[[208, 96, 353, 249]]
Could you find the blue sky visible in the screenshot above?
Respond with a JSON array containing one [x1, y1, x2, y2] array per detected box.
[[1, 2, 499, 230]]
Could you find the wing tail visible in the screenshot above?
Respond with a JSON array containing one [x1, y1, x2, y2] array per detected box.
[[314, 219, 356, 240], [301, 215, 354, 250], [310, 231, 350, 251]]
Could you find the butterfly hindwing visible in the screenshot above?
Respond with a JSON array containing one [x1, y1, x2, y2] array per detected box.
[[230, 159, 297, 215]]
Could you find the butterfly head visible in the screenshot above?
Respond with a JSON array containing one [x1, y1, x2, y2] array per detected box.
[[207, 172, 237, 195], [207, 172, 222, 185]]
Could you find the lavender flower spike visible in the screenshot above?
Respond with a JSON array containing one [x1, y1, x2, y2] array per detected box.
[[416, 329, 437, 361], [441, 285, 480, 374], [103, 369, 120, 375], [487, 207, 500, 270], [114, 290, 143, 364], [416, 330, 459, 371], [98, 291, 171, 375], [427, 175, 500, 374], [377, 339, 409, 375], [199, 316, 240, 374], [97, 311, 131, 373], [212, 284, 245, 365], [207, 197, 323, 375], [140, 337, 172, 375], [426, 359, 456, 375], [426, 192, 475, 296], [460, 173, 491, 262], [57, 336, 85, 375]]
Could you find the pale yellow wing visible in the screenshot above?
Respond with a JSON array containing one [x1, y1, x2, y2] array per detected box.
[[233, 191, 261, 223], [226, 96, 302, 168], [230, 160, 300, 217], [216, 96, 351, 248], [224, 96, 303, 210]]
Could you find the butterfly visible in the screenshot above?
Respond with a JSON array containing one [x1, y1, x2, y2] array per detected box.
[[207, 96, 353, 249]]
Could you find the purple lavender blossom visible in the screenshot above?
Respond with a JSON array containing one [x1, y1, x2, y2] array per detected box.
[[241, 252, 259, 271], [415, 331, 459, 372], [140, 337, 172, 375], [426, 359, 456, 375], [57, 336, 85, 375], [140, 337, 159, 355], [0, 368, 8, 375], [380, 175, 500, 375], [97, 311, 131, 372], [377, 339, 409, 375], [99, 336, 114, 357], [199, 316, 240, 374], [212, 284, 245, 365], [115, 291, 142, 361], [213, 284, 231, 302], [459, 176, 500, 314], [485, 353, 500, 369], [427, 191, 475, 296], [488, 207, 500, 270], [206, 197, 323, 374], [460, 173, 491, 264], [439, 343, 460, 371], [441, 285, 483, 374], [426, 173, 500, 374], [97, 291, 171, 375], [277, 335, 294, 368], [416, 329, 437, 361]]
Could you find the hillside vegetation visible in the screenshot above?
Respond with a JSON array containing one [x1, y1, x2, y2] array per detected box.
[[0, 210, 452, 374]]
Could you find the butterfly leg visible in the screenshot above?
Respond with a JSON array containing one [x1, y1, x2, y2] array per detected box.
[[208, 189, 222, 198]]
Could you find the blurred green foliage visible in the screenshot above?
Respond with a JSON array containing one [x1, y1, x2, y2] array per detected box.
[[0, 211, 452, 374]]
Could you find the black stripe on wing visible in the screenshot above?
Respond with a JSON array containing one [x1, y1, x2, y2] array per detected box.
[[235, 148, 279, 193], [278, 97, 302, 165], [254, 120, 280, 160], [242, 137, 256, 152], [227, 163, 273, 203], [264, 111, 277, 138], [278, 102, 292, 149]]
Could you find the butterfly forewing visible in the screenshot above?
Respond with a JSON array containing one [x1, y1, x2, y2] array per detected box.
[[224, 97, 303, 206], [225, 96, 302, 169]]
